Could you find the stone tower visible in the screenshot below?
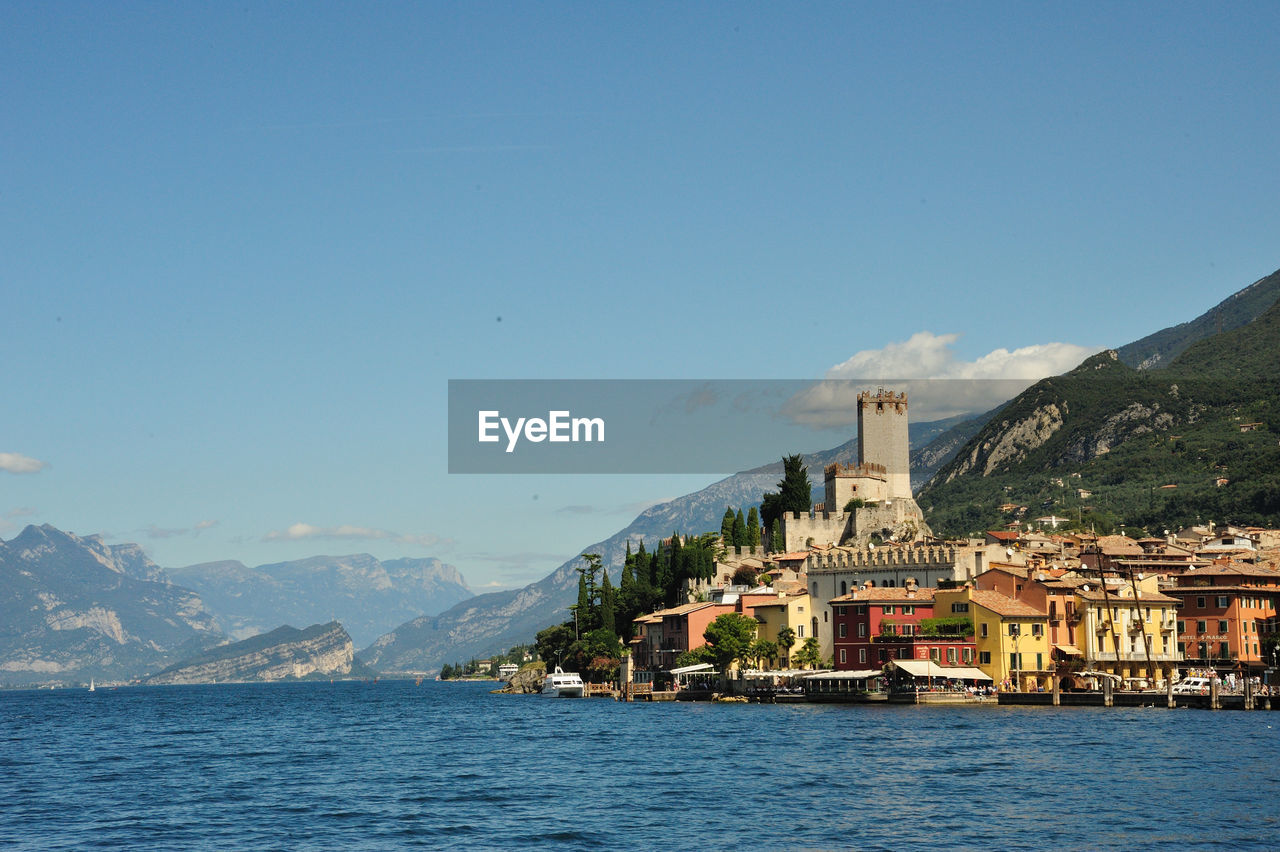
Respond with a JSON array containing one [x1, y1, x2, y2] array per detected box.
[[857, 389, 911, 500]]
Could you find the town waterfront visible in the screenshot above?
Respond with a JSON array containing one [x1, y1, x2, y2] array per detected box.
[[3, 680, 1277, 850]]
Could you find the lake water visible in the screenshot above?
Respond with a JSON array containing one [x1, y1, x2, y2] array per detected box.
[[2, 680, 1277, 850]]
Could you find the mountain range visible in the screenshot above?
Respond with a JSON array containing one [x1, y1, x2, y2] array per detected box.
[[0, 527, 472, 684], [6, 267, 1277, 680], [169, 554, 472, 649], [0, 524, 224, 684], [365, 266, 1280, 670]]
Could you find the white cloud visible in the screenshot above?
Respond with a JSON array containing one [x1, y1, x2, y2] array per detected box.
[[784, 332, 1100, 428], [826, 331, 1097, 381], [262, 523, 449, 549], [0, 453, 47, 475]]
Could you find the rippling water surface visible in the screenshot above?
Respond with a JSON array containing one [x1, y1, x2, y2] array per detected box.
[[3, 680, 1278, 850]]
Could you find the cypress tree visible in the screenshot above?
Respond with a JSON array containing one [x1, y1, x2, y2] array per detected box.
[[733, 508, 746, 547], [600, 570, 616, 635], [746, 507, 762, 548], [721, 507, 736, 543], [575, 571, 590, 637]]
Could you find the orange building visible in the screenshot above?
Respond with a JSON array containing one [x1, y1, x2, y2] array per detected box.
[[1167, 562, 1280, 675]]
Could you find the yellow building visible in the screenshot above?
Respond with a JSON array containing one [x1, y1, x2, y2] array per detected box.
[[935, 587, 1051, 691], [1073, 576, 1181, 688], [749, 592, 812, 668]]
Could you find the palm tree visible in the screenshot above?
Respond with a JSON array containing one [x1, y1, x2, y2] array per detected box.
[[777, 626, 797, 668]]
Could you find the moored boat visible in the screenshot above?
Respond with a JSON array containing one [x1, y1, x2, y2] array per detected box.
[[541, 666, 585, 698]]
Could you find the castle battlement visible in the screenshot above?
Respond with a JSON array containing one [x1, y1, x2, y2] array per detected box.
[[805, 544, 960, 572], [824, 461, 887, 480], [857, 388, 908, 410]]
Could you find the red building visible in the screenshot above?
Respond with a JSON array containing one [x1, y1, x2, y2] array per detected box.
[[829, 583, 976, 670]]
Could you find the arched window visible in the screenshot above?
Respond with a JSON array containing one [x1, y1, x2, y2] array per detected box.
[[840, 581, 847, 596]]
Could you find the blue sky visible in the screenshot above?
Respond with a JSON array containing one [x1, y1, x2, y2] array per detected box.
[[3, 3, 1278, 590]]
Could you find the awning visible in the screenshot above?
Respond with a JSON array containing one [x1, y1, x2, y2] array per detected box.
[[668, 663, 714, 675], [945, 666, 993, 682], [1053, 644, 1083, 656], [889, 659, 946, 678], [806, 669, 883, 680], [889, 660, 992, 681]]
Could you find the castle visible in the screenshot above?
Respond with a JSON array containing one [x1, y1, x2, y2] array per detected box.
[[780, 389, 930, 552]]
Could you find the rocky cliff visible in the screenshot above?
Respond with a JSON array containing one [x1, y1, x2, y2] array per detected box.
[[0, 524, 224, 685], [143, 621, 369, 684]]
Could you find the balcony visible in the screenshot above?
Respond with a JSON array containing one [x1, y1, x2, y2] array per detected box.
[[1093, 652, 1183, 663]]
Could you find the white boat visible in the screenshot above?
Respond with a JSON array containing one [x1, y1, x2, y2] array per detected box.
[[88, 678, 95, 692], [541, 666, 585, 698]]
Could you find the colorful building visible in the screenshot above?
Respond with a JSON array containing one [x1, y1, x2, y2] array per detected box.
[[829, 584, 977, 672], [1166, 562, 1280, 676], [749, 591, 812, 668], [1073, 575, 1181, 688], [935, 587, 1050, 691]]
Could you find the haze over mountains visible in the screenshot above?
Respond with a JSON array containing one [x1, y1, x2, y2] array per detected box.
[[0, 528, 472, 684], [169, 554, 472, 649]]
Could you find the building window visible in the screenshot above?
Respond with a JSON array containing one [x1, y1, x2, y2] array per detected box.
[[859, 648, 866, 664], [897, 648, 907, 659], [1219, 642, 1229, 657], [839, 649, 847, 664], [1035, 653, 1043, 670], [930, 648, 941, 662], [837, 606, 847, 616], [980, 623, 988, 639], [878, 649, 888, 662], [1197, 596, 1206, 609], [1197, 620, 1207, 633], [797, 625, 804, 638], [883, 606, 895, 615], [902, 605, 914, 615], [947, 647, 958, 664], [838, 624, 847, 638], [1031, 623, 1043, 637], [1177, 620, 1185, 634], [857, 623, 866, 638], [902, 624, 915, 636], [1008, 623, 1020, 637], [840, 581, 847, 595], [979, 651, 991, 665], [952, 603, 969, 613], [1219, 620, 1228, 634], [1217, 596, 1229, 609], [963, 648, 974, 664]]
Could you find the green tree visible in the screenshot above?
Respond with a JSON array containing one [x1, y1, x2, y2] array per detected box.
[[770, 522, 785, 553], [751, 638, 779, 669], [702, 612, 759, 671], [721, 507, 736, 543], [535, 623, 576, 668], [794, 637, 823, 670], [674, 646, 715, 669], [746, 507, 761, 548], [599, 569, 616, 635], [732, 508, 746, 547], [776, 626, 796, 667]]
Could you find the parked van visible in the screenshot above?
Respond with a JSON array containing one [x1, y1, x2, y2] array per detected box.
[[1172, 676, 1212, 695]]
